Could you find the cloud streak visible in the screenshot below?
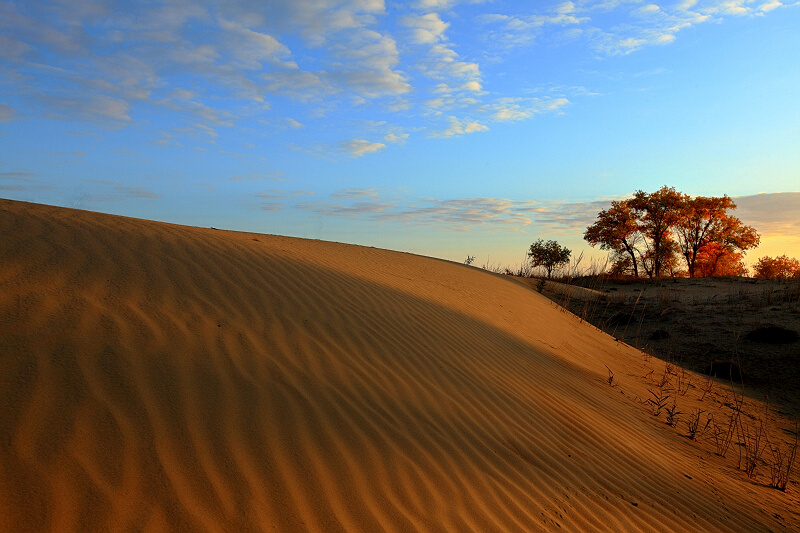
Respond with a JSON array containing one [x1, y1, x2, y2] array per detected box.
[[275, 190, 800, 247], [289, 188, 610, 232]]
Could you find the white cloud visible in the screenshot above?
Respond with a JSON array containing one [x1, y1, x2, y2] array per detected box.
[[638, 4, 662, 14], [557, 2, 577, 14], [477, 6, 588, 48], [431, 116, 489, 137], [401, 13, 450, 44], [759, 1, 783, 11], [339, 138, 387, 156], [425, 44, 482, 81], [384, 131, 410, 143], [485, 97, 571, 122], [218, 19, 294, 70], [0, 0, 791, 152], [461, 81, 483, 92], [414, 0, 455, 10]]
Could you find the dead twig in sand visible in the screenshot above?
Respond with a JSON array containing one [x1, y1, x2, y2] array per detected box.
[[605, 365, 615, 387], [676, 368, 691, 396], [709, 410, 737, 458]]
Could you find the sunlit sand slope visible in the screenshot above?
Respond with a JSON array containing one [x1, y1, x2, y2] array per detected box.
[[0, 199, 794, 532]]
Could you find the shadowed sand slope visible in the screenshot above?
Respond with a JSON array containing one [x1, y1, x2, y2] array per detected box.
[[0, 199, 796, 532]]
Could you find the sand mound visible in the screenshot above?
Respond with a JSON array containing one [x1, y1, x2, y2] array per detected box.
[[1, 199, 797, 532]]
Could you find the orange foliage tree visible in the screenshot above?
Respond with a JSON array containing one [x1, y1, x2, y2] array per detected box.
[[629, 186, 683, 278], [693, 243, 748, 277], [674, 195, 759, 277], [753, 255, 800, 279], [585, 186, 760, 278], [584, 200, 642, 278]]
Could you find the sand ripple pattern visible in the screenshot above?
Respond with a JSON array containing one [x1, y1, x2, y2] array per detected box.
[[0, 200, 791, 532]]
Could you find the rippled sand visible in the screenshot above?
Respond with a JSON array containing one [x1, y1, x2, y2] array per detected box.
[[1, 199, 796, 532]]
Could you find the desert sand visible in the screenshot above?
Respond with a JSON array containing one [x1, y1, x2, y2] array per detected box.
[[1, 198, 798, 532]]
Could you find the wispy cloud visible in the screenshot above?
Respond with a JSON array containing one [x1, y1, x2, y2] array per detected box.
[[331, 188, 380, 199], [477, 5, 588, 47], [0, 103, 19, 122], [289, 188, 617, 232], [734, 192, 800, 237], [0, 171, 56, 192], [287, 189, 800, 241], [81, 180, 162, 202], [251, 188, 314, 211], [484, 97, 571, 122], [476, 0, 793, 56]]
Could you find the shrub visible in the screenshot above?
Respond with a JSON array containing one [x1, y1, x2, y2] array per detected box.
[[753, 255, 800, 279]]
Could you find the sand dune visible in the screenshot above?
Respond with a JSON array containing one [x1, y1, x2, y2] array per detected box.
[[1, 199, 797, 532]]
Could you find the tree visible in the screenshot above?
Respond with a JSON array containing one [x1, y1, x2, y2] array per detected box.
[[674, 195, 759, 277], [528, 239, 571, 279], [586, 186, 760, 279], [628, 186, 683, 278], [584, 200, 642, 278], [693, 243, 749, 277], [753, 255, 800, 279]]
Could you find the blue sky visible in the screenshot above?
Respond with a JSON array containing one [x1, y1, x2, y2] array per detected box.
[[1, 0, 798, 268]]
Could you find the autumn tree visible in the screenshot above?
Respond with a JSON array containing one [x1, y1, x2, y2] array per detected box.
[[628, 186, 683, 278], [585, 186, 760, 279], [753, 255, 800, 279], [528, 239, 571, 279], [674, 195, 759, 277], [693, 243, 749, 277], [584, 200, 642, 278]]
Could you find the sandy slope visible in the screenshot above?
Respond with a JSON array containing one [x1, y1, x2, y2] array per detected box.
[[1, 199, 797, 532]]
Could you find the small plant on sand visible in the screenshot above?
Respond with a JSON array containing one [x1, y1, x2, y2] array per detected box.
[[655, 366, 672, 389], [464, 255, 475, 265], [665, 400, 682, 427], [686, 409, 710, 440], [709, 410, 738, 458], [699, 373, 714, 401], [536, 278, 546, 293], [647, 387, 671, 417], [739, 418, 766, 480], [766, 422, 798, 491]]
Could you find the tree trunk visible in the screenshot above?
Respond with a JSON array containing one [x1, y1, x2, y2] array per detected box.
[[624, 241, 638, 278]]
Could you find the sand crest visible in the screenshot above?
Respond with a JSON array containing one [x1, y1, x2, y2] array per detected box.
[[1, 199, 797, 532]]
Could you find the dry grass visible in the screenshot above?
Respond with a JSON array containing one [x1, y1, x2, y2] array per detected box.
[[528, 275, 800, 417]]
